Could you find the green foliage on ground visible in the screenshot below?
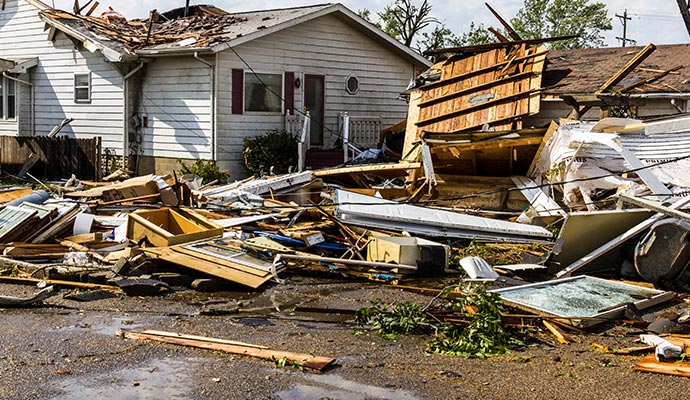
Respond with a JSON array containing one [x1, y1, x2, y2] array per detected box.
[[177, 159, 228, 184], [242, 130, 298, 177], [355, 283, 523, 358]]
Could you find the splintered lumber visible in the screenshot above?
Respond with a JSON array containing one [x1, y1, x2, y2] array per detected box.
[[634, 354, 690, 377], [123, 331, 335, 371], [542, 320, 573, 344], [140, 330, 268, 349], [0, 276, 123, 292]]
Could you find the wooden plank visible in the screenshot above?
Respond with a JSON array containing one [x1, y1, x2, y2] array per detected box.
[[123, 331, 335, 371], [312, 162, 421, 177], [634, 354, 690, 377], [0, 276, 123, 292], [141, 330, 269, 349], [542, 320, 573, 344]]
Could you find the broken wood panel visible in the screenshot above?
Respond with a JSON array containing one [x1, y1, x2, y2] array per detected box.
[[144, 247, 274, 289], [634, 354, 690, 377], [0, 136, 101, 180], [413, 44, 544, 135]]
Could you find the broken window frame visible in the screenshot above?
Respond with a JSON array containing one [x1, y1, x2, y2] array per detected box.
[[0, 76, 16, 120], [243, 71, 283, 114], [73, 72, 91, 103]]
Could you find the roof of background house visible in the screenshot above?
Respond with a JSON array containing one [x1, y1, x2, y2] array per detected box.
[[543, 44, 690, 95], [37, 3, 430, 67]]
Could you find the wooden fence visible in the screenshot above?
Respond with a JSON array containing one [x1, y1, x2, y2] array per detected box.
[[0, 136, 101, 180]]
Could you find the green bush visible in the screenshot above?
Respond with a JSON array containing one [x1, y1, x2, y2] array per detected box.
[[176, 159, 228, 184], [243, 130, 298, 176]]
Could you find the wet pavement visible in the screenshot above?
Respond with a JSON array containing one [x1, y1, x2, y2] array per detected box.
[[0, 277, 687, 400]]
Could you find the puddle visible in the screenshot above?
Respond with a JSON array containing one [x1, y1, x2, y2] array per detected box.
[[53, 315, 147, 336], [50, 357, 201, 399], [276, 374, 422, 400]]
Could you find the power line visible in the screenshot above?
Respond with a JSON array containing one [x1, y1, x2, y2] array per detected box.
[[615, 10, 636, 47]]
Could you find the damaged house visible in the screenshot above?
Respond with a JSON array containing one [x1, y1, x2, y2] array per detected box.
[[0, 1, 429, 178]]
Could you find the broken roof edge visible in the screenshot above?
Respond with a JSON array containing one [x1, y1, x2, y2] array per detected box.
[[210, 3, 431, 68], [38, 12, 134, 63]]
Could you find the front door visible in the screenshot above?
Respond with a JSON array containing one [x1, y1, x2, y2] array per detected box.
[[304, 74, 324, 146]]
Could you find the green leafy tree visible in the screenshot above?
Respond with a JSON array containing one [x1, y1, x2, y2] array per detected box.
[[456, 22, 494, 46], [510, 0, 612, 49]]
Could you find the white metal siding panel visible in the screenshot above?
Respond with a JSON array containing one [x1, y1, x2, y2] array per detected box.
[[216, 13, 416, 178], [138, 57, 212, 159], [0, 0, 124, 152]]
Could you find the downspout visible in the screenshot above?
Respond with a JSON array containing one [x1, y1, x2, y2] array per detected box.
[[3, 72, 33, 136], [121, 62, 145, 169], [194, 51, 216, 161]]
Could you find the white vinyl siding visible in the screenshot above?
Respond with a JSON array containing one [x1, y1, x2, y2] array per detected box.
[[138, 57, 213, 160], [216, 13, 417, 179], [0, 0, 124, 152]]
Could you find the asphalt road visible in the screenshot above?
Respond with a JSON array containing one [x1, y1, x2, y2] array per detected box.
[[0, 278, 685, 400]]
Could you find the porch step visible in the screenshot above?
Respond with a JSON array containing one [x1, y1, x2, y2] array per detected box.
[[305, 149, 343, 169]]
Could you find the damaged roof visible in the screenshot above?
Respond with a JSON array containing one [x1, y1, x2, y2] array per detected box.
[[38, 3, 429, 66], [543, 44, 690, 96]]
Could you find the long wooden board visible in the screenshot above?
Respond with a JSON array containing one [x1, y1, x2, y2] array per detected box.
[[124, 331, 335, 371]]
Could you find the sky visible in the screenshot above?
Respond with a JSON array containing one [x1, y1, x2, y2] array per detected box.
[[48, 0, 689, 47]]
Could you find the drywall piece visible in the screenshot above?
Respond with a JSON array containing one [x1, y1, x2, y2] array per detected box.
[[556, 195, 690, 278], [492, 275, 674, 328], [335, 190, 552, 243], [549, 208, 654, 275]]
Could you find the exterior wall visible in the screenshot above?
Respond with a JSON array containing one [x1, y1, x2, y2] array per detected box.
[[0, 0, 124, 154], [216, 13, 418, 179], [135, 57, 213, 166]]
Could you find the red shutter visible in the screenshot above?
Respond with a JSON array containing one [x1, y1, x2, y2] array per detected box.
[[284, 72, 294, 115], [231, 68, 243, 115]]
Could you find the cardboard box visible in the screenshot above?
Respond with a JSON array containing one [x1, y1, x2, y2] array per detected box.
[[367, 236, 450, 276]]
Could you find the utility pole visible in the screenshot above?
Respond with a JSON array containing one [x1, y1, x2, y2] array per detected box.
[[615, 10, 635, 47], [677, 0, 690, 38]]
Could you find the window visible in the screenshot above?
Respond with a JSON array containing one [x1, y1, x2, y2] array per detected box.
[[0, 76, 16, 119], [244, 72, 282, 113], [74, 72, 91, 103], [345, 76, 359, 95]]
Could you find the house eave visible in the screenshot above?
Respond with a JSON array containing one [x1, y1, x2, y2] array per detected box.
[[38, 13, 132, 63]]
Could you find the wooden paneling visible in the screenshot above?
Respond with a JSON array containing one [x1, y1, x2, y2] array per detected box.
[[0, 135, 101, 179]]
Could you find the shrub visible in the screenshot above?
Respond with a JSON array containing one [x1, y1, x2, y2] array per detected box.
[[243, 130, 298, 176], [176, 159, 228, 184]]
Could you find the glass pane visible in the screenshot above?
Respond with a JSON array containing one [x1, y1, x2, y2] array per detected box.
[[244, 73, 282, 112], [6, 79, 14, 95], [7, 94, 14, 119], [304, 75, 324, 145], [75, 88, 89, 101], [75, 74, 89, 87]]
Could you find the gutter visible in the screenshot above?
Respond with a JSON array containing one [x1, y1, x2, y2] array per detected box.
[[136, 47, 213, 56], [194, 52, 216, 162], [3, 72, 34, 136], [121, 62, 145, 169]]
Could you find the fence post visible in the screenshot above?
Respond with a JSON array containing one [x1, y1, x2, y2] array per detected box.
[[342, 112, 350, 163]]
